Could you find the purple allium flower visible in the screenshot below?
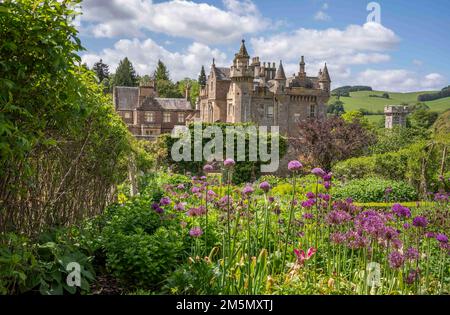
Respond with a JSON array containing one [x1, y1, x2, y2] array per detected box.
[[406, 269, 420, 285], [287, 160, 303, 172], [412, 216, 428, 228], [151, 203, 159, 210], [346, 198, 353, 204], [330, 232, 346, 244], [321, 194, 331, 202], [326, 210, 351, 225], [160, 197, 171, 205], [385, 187, 393, 195], [436, 234, 448, 243], [302, 213, 314, 220], [177, 184, 185, 190], [425, 232, 436, 238], [207, 190, 217, 197], [434, 192, 449, 202], [191, 186, 200, 193], [224, 158, 236, 168], [192, 176, 198, 180], [200, 176, 207, 180], [154, 206, 164, 214], [186, 206, 206, 217], [323, 172, 333, 181], [189, 227, 203, 237], [311, 167, 326, 177], [389, 251, 405, 269], [392, 203, 411, 218], [306, 192, 315, 199], [324, 181, 331, 190], [403, 223, 410, 230], [174, 202, 186, 211], [301, 199, 315, 208], [268, 196, 275, 203], [242, 185, 254, 195], [203, 164, 213, 172], [405, 247, 420, 261], [259, 181, 271, 192]]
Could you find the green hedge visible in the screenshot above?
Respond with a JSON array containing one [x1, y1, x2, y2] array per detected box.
[[334, 141, 448, 194], [333, 178, 418, 202], [161, 122, 287, 184]]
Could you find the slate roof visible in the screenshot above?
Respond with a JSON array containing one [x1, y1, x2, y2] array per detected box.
[[114, 86, 193, 111], [114, 86, 139, 110], [214, 67, 231, 81]]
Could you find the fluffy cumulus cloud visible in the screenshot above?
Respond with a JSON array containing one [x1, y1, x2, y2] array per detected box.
[[80, 0, 268, 44], [82, 38, 228, 81], [249, 22, 399, 87], [354, 69, 446, 92]]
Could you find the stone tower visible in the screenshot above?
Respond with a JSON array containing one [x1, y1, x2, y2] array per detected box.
[[319, 63, 331, 94], [384, 105, 409, 128], [228, 40, 254, 122]]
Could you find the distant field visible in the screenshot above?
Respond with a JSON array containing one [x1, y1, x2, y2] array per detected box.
[[364, 114, 384, 124], [329, 90, 450, 114]]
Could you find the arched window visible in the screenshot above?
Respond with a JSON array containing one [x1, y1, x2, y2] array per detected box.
[[309, 104, 316, 118]]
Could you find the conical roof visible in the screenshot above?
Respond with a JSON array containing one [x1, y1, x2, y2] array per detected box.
[[321, 63, 331, 81], [275, 60, 286, 80], [236, 39, 249, 58]]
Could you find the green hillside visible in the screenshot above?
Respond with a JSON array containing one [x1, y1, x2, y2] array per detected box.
[[329, 90, 450, 114]]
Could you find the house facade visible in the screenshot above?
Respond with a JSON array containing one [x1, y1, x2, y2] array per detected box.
[[113, 82, 198, 139]]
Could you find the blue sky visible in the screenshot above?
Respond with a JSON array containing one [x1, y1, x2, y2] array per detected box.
[[78, 0, 449, 92]]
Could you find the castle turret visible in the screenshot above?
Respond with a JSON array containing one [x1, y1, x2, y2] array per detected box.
[[274, 60, 286, 93], [299, 56, 306, 79], [319, 63, 331, 94], [229, 39, 254, 122]]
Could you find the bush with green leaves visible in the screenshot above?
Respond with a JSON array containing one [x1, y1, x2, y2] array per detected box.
[[103, 227, 184, 290], [161, 122, 287, 184], [333, 178, 418, 202]]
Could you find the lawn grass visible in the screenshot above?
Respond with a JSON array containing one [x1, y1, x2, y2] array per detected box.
[[329, 90, 450, 114]]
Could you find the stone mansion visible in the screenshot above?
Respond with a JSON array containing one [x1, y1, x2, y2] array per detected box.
[[113, 40, 331, 139], [199, 40, 331, 137]]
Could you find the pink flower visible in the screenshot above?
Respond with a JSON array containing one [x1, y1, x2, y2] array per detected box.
[[293, 247, 316, 265], [311, 168, 326, 177], [203, 164, 213, 172], [189, 227, 203, 237], [288, 160, 303, 172], [259, 181, 271, 192], [224, 158, 235, 168]]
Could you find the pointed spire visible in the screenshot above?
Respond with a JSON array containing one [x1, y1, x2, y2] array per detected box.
[[212, 58, 215, 67], [275, 60, 286, 80], [321, 62, 331, 81], [237, 39, 249, 58], [299, 56, 306, 75]]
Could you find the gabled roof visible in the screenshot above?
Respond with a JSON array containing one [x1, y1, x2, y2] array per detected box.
[[114, 86, 139, 110], [214, 67, 231, 81], [114, 86, 193, 111]]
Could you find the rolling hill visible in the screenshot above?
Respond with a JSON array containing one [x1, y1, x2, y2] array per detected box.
[[328, 90, 450, 114]]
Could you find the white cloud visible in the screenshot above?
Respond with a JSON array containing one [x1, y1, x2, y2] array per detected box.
[[314, 10, 330, 21], [82, 38, 228, 81], [322, 3, 329, 10], [354, 69, 446, 92], [80, 0, 268, 44]]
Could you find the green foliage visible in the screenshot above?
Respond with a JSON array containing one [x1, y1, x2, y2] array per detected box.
[[113, 57, 138, 87], [154, 60, 170, 81], [333, 178, 417, 202], [0, 0, 137, 235], [163, 261, 220, 295], [103, 226, 183, 289], [156, 79, 183, 98], [418, 85, 450, 102], [177, 78, 200, 106], [92, 59, 110, 83], [162, 123, 287, 184], [369, 127, 428, 154], [0, 229, 96, 295], [410, 109, 439, 130], [198, 66, 207, 87], [327, 100, 345, 116], [334, 141, 448, 194]]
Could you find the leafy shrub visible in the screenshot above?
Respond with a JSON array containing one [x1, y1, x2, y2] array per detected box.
[[103, 227, 183, 289], [333, 178, 418, 202], [0, 230, 95, 295], [163, 261, 220, 295]]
